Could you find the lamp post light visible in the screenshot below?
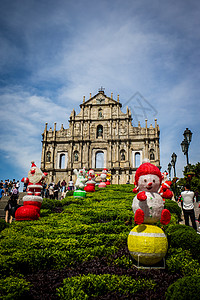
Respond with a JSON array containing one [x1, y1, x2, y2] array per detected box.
[[168, 163, 172, 180], [181, 128, 193, 166], [171, 152, 177, 178]]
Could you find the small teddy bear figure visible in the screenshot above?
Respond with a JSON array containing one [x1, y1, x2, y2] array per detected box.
[[132, 162, 171, 225], [74, 168, 87, 190], [100, 168, 108, 182], [84, 169, 96, 192]]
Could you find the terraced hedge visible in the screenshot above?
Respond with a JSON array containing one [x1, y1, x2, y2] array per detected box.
[[0, 184, 199, 299]]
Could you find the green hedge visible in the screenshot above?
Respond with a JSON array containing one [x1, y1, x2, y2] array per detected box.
[[164, 199, 182, 222], [57, 273, 156, 299], [165, 224, 200, 261], [166, 275, 200, 300], [0, 276, 30, 300], [0, 219, 8, 233], [166, 247, 200, 276]]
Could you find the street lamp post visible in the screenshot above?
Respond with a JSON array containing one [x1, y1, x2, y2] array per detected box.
[[168, 163, 172, 180], [181, 128, 193, 167], [171, 152, 177, 178], [171, 153, 177, 200]]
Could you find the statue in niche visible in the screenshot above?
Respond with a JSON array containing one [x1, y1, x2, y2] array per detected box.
[[150, 150, 155, 160], [98, 109, 103, 118], [74, 151, 79, 162], [121, 150, 125, 161], [46, 151, 51, 162]]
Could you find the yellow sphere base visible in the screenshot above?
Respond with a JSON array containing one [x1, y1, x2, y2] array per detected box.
[[127, 224, 168, 266]]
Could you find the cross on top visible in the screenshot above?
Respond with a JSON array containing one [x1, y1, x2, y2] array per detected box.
[[98, 86, 105, 92]]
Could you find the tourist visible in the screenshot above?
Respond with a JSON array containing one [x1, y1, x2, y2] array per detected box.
[[61, 179, 67, 192], [16, 180, 20, 190], [68, 178, 74, 191], [48, 183, 54, 199], [54, 183, 59, 200], [4, 190, 20, 223], [0, 186, 4, 200], [3, 180, 8, 196], [181, 184, 197, 231]]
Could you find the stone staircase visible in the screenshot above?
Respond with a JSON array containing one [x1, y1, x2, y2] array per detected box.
[[0, 193, 25, 219]]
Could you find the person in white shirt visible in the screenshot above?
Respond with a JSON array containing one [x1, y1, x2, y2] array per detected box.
[[181, 184, 197, 231]]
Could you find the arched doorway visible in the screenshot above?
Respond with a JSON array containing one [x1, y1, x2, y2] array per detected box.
[[95, 151, 104, 168], [135, 152, 141, 168], [59, 154, 65, 169]]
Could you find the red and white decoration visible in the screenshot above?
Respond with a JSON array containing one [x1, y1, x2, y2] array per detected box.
[[84, 169, 96, 192], [15, 161, 47, 221], [132, 162, 171, 225]]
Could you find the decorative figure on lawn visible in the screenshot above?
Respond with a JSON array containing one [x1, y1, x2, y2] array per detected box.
[[159, 172, 173, 201], [99, 168, 108, 188], [84, 169, 96, 192], [15, 161, 47, 221], [128, 162, 171, 266], [132, 162, 171, 225], [73, 168, 87, 198]]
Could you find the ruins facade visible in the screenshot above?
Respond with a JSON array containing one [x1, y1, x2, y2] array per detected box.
[[41, 89, 160, 184]]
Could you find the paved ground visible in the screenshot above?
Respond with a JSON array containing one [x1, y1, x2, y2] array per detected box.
[[178, 200, 200, 233]]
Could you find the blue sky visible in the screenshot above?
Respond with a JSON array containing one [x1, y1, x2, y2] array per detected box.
[[0, 0, 199, 184]]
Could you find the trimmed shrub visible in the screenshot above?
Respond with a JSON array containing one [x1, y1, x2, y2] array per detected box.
[[0, 276, 30, 300], [57, 274, 156, 299], [0, 219, 8, 233], [164, 199, 182, 221], [166, 247, 200, 276], [166, 275, 200, 300], [165, 224, 200, 261]]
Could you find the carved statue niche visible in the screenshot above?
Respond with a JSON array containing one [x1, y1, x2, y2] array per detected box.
[[75, 122, 81, 135], [83, 122, 88, 136]]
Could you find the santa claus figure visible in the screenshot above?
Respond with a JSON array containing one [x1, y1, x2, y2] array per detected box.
[[159, 172, 173, 201], [132, 162, 171, 225], [21, 161, 48, 196], [15, 161, 47, 221]]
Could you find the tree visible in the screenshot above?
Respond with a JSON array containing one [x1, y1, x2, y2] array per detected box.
[[177, 162, 200, 195]]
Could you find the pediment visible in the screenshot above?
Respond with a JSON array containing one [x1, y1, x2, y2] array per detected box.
[[80, 91, 122, 108]]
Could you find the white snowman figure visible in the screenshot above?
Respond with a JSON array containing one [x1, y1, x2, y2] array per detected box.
[[132, 162, 171, 225], [73, 168, 87, 190]]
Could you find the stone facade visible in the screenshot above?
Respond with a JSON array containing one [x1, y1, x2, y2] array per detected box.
[[41, 89, 160, 184]]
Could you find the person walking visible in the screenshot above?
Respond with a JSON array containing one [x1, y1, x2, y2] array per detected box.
[[181, 184, 197, 231], [0, 186, 4, 200], [4, 190, 20, 223]]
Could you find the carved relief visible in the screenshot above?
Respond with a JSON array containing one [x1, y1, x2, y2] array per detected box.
[[119, 121, 127, 135], [112, 107, 117, 116], [75, 122, 81, 135], [83, 123, 88, 136], [84, 108, 88, 118]]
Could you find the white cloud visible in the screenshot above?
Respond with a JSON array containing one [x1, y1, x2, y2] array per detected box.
[[0, 0, 199, 180]]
